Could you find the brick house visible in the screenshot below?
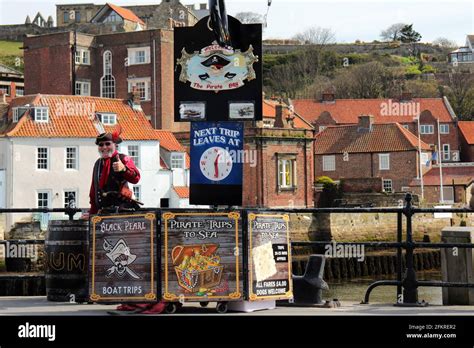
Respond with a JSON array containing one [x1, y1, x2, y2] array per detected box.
[[409, 164, 474, 204], [0, 64, 24, 102], [243, 103, 314, 208], [90, 3, 146, 33], [0, 94, 192, 231], [293, 93, 460, 163], [458, 121, 474, 162], [23, 29, 186, 132], [314, 115, 432, 193]]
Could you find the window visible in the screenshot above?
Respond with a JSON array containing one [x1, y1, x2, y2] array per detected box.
[[439, 124, 449, 134], [127, 145, 140, 167], [75, 49, 89, 65], [64, 190, 77, 208], [101, 51, 115, 98], [13, 108, 20, 122], [318, 126, 327, 133], [34, 107, 49, 122], [16, 87, 24, 96], [37, 147, 49, 170], [75, 11, 81, 22], [402, 124, 409, 130], [37, 191, 50, 209], [66, 147, 78, 170], [133, 186, 141, 201], [98, 113, 117, 125], [0, 85, 10, 95], [63, 11, 69, 23], [383, 179, 393, 193], [379, 153, 390, 170], [278, 158, 295, 188], [421, 152, 430, 166], [420, 124, 434, 134], [322, 155, 335, 171], [75, 81, 90, 96], [170, 153, 184, 169], [105, 11, 120, 22], [128, 78, 151, 101], [442, 144, 450, 161], [127, 47, 150, 65]]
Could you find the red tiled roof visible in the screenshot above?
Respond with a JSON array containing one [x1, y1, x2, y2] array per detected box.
[[314, 123, 431, 154], [458, 121, 474, 145], [154, 130, 185, 152], [410, 165, 474, 186], [173, 186, 189, 198], [0, 94, 160, 140], [293, 98, 454, 124], [263, 99, 314, 130], [107, 3, 145, 25]]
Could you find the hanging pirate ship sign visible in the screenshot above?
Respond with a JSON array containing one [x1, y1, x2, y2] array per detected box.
[[176, 43, 258, 93], [174, 14, 262, 122]]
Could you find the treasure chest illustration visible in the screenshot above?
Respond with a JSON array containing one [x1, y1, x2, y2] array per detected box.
[[172, 244, 223, 293]]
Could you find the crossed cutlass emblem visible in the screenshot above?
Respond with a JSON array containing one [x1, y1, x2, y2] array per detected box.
[[103, 238, 140, 279]]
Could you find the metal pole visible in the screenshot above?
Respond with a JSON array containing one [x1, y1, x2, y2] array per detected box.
[[416, 116, 424, 200], [396, 211, 402, 300], [437, 118, 444, 203]]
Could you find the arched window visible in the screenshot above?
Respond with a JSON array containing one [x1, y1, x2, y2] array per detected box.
[[100, 51, 115, 98]]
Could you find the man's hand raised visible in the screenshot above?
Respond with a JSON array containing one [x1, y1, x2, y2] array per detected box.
[[113, 154, 126, 172]]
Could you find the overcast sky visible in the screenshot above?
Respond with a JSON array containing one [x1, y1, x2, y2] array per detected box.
[[0, 0, 472, 44]]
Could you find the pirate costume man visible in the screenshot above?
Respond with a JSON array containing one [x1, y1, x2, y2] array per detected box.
[[88, 128, 165, 314], [89, 128, 140, 214]]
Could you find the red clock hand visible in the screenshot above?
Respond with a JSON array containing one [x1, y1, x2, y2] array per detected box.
[[214, 154, 221, 178]]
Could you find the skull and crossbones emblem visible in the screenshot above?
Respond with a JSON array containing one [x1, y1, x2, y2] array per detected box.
[[103, 238, 140, 279]]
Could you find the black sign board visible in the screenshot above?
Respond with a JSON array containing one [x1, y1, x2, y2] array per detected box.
[[247, 212, 293, 301], [89, 213, 157, 303], [161, 211, 243, 302], [174, 16, 262, 122]]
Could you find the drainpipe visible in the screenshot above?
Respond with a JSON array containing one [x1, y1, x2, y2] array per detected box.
[[72, 30, 77, 95], [153, 37, 157, 128]]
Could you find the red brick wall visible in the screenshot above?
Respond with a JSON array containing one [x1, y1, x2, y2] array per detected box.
[[411, 185, 467, 203], [243, 128, 314, 208], [24, 29, 182, 131], [342, 178, 382, 192], [459, 131, 474, 162], [315, 151, 420, 192], [24, 32, 73, 95]]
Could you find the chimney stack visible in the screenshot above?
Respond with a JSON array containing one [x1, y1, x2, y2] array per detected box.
[[401, 91, 413, 102], [200, 3, 207, 9], [357, 115, 374, 132], [321, 91, 335, 103]]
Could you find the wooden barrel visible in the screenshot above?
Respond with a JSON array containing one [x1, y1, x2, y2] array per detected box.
[[45, 220, 89, 302]]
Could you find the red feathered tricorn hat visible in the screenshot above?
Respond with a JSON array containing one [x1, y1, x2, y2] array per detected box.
[[95, 125, 123, 145]]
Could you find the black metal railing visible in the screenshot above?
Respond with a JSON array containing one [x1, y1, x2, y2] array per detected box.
[[1, 193, 474, 306]]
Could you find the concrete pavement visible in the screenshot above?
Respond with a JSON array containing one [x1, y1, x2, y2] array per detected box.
[[0, 297, 473, 315]]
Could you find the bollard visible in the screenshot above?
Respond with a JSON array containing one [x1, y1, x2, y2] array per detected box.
[[441, 226, 474, 305], [292, 254, 329, 305]]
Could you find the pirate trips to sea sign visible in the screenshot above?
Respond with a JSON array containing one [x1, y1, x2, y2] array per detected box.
[[174, 16, 262, 122], [161, 211, 243, 302], [89, 213, 157, 303]]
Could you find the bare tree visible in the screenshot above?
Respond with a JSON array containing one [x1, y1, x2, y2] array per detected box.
[[380, 23, 406, 42], [293, 27, 336, 47], [444, 71, 474, 119], [234, 12, 263, 24], [432, 37, 458, 50]]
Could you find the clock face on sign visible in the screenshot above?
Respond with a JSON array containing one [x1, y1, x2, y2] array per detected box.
[[200, 146, 233, 181]]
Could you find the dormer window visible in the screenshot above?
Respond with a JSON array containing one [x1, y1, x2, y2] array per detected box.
[[34, 107, 49, 123], [13, 108, 20, 122], [98, 113, 117, 125]]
